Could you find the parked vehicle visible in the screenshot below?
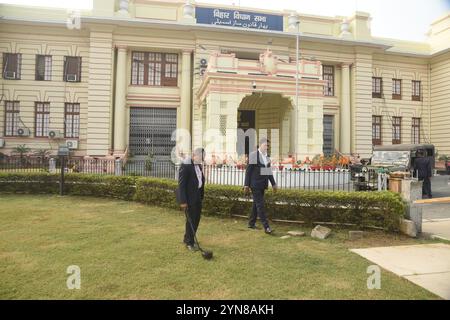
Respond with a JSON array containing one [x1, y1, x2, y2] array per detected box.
[[350, 144, 435, 191]]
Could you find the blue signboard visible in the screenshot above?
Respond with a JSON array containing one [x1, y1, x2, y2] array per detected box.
[[195, 7, 284, 31]]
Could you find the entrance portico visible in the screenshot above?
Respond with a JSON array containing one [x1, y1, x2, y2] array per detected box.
[[194, 50, 327, 162]]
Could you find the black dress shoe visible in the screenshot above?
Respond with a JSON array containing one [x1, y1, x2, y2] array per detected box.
[[248, 224, 257, 229], [264, 227, 273, 234]]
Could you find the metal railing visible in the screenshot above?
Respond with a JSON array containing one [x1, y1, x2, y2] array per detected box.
[[0, 157, 176, 179], [0, 157, 50, 173], [1, 157, 354, 191], [176, 164, 353, 191]]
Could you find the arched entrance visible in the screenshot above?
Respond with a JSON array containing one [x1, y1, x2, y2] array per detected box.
[[237, 93, 294, 160]]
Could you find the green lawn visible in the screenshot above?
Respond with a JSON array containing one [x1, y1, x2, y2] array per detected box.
[[0, 194, 440, 299]]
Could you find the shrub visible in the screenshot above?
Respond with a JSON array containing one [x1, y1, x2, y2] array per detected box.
[[0, 172, 406, 231], [0, 172, 136, 200]]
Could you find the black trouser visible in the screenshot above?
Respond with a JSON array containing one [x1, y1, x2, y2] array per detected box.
[[249, 188, 269, 228], [184, 201, 202, 246], [419, 177, 432, 197]]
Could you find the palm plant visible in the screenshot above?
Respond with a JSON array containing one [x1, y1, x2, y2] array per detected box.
[[13, 144, 31, 166]]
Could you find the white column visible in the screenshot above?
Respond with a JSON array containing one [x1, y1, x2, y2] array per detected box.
[[180, 50, 192, 134], [114, 46, 127, 153], [340, 63, 351, 154]]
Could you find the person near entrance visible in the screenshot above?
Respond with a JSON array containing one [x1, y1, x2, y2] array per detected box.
[[178, 148, 206, 250], [244, 138, 277, 234], [414, 149, 432, 198]]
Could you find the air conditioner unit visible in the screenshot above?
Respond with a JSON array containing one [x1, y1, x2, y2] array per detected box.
[[66, 74, 77, 82], [66, 140, 79, 149], [4, 71, 16, 79], [17, 127, 30, 137], [0, 138, 5, 148], [48, 130, 63, 139]]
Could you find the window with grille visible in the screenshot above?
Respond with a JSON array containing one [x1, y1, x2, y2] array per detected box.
[[219, 115, 227, 137], [412, 80, 421, 101], [372, 77, 382, 98], [323, 65, 334, 96], [35, 102, 50, 137], [4, 101, 20, 136], [129, 107, 177, 157], [63, 56, 81, 82], [131, 52, 145, 85], [2, 53, 21, 80], [372, 115, 382, 145], [392, 79, 402, 100], [35, 55, 52, 81], [412, 117, 421, 144], [392, 116, 401, 144], [131, 52, 178, 87], [322, 115, 334, 156], [64, 103, 80, 138]]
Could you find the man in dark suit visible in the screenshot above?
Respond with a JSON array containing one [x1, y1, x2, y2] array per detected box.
[[244, 138, 277, 234], [178, 148, 205, 251], [414, 149, 432, 198]]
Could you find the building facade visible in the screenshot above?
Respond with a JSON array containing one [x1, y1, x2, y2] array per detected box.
[[0, 0, 449, 162]]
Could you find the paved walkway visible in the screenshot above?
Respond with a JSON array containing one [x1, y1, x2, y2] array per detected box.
[[351, 243, 450, 299], [421, 179, 450, 240]]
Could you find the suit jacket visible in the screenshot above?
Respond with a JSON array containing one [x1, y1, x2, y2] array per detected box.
[[414, 157, 432, 179], [244, 150, 276, 190], [178, 159, 205, 205]]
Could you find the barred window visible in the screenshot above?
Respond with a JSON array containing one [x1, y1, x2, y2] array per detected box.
[[219, 114, 227, 136], [36, 55, 52, 81], [64, 103, 80, 138], [412, 80, 421, 101], [372, 115, 382, 145], [323, 65, 334, 96], [131, 52, 178, 87], [163, 53, 178, 86], [35, 102, 50, 137], [392, 116, 401, 144], [392, 79, 402, 99], [131, 52, 145, 85], [4, 101, 20, 136], [63, 56, 81, 82], [412, 117, 421, 144], [148, 53, 162, 86], [2, 53, 22, 80], [372, 77, 382, 98]]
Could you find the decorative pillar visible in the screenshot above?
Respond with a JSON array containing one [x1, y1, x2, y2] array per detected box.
[[340, 63, 351, 154], [180, 50, 192, 134], [175, 49, 193, 156], [114, 46, 127, 153]]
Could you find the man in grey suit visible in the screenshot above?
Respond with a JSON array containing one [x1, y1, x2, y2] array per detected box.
[[244, 138, 277, 234]]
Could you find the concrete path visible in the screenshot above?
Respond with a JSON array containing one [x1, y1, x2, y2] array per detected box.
[[421, 179, 450, 240], [423, 218, 450, 240], [351, 243, 450, 299]]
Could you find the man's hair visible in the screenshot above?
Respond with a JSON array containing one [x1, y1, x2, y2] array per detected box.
[[193, 148, 205, 158], [259, 137, 270, 146]]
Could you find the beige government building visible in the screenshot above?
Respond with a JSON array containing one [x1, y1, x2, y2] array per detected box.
[[0, 0, 449, 162]]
